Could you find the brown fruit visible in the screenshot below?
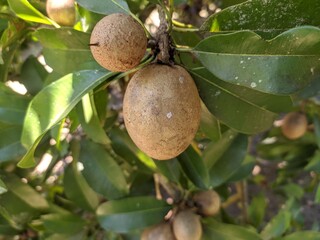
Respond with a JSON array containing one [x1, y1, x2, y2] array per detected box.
[[141, 222, 176, 240], [193, 190, 221, 216], [90, 13, 147, 72], [123, 64, 201, 160], [46, 0, 75, 26], [281, 112, 307, 140], [172, 210, 202, 240]]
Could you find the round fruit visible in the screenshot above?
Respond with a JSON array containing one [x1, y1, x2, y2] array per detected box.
[[172, 210, 202, 240], [281, 112, 307, 140], [46, 0, 75, 26], [193, 190, 221, 216], [141, 222, 176, 240], [90, 13, 147, 72], [123, 64, 201, 160]]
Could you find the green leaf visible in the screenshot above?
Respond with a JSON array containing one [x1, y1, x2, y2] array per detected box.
[[226, 154, 255, 182], [79, 139, 129, 199], [281, 183, 304, 199], [7, 0, 54, 25], [206, 133, 248, 187], [192, 27, 320, 95], [202, 218, 262, 240], [41, 213, 86, 234], [64, 159, 99, 211], [304, 150, 320, 173], [177, 145, 209, 189], [20, 56, 47, 95], [0, 178, 7, 194], [313, 114, 320, 148], [201, 0, 320, 34], [283, 231, 320, 240], [153, 159, 181, 183], [248, 193, 266, 228], [19, 69, 113, 168], [191, 68, 289, 134], [261, 210, 292, 240], [0, 172, 49, 210], [77, 93, 110, 145], [76, 0, 130, 15], [200, 103, 221, 141], [96, 196, 171, 233], [34, 28, 101, 75], [315, 183, 320, 204]]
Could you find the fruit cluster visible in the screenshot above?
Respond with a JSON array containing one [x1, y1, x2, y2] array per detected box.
[[142, 190, 221, 240], [89, 13, 201, 160]]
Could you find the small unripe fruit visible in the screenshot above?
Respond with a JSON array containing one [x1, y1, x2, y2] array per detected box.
[[123, 64, 201, 160], [90, 13, 147, 72], [193, 190, 221, 216], [281, 112, 307, 139], [141, 222, 176, 240], [172, 210, 202, 240], [46, 0, 75, 26]]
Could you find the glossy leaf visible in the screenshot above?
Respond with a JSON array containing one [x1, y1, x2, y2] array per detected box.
[[79, 139, 129, 199], [34, 28, 101, 75], [77, 93, 110, 145], [283, 231, 320, 240], [76, 0, 130, 15], [315, 183, 320, 204], [0, 172, 49, 210], [0, 178, 7, 194], [19, 69, 113, 168], [7, 0, 54, 25], [64, 161, 99, 211], [153, 159, 181, 183], [177, 145, 209, 189], [200, 103, 221, 141], [96, 196, 171, 233], [42, 213, 86, 234], [248, 193, 266, 228], [304, 150, 320, 173], [191, 68, 290, 134], [201, 0, 320, 34], [206, 133, 248, 187], [261, 210, 291, 240], [313, 114, 320, 148], [192, 27, 320, 95], [226, 155, 255, 182], [202, 218, 262, 240]]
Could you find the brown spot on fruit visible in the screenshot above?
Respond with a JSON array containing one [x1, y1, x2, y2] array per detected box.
[[141, 222, 176, 240], [46, 0, 75, 26], [281, 112, 308, 140], [90, 13, 147, 72], [193, 190, 221, 216], [172, 210, 202, 240], [123, 64, 201, 160]]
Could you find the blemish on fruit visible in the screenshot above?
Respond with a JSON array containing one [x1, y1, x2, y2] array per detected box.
[[166, 112, 173, 119]]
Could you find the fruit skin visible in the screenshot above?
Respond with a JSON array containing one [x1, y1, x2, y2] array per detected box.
[[281, 112, 308, 140], [141, 222, 176, 240], [46, 0, 75, 26], [172, 210, 202, 240], [90, 13, 147, 72], [193, 190, 221, 216], [123, 64, 201, 160]]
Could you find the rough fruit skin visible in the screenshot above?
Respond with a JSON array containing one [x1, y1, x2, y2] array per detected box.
[[123, 64, 201, 160], [193, 190, 221, 216], [46, 0, 75, 26], [90, 13, 147, 72], [281, 112, 307, 140], [141, 222, 176, 240], [172, 210, 202, 240]]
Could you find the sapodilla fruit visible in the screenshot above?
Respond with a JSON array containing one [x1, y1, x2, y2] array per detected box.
[[141, 222, 176, 240], [172, 210, 202, 240], [90, 13, 147, 72], [193, 190, 221, 216], [281, 112, 308, 140], [46, 0, 75, 26], [123, 64, 201, 160]]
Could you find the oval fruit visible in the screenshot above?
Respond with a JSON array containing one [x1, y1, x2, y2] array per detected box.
[[193, 190, 221, 216], [281, 112, 307, 140], [172, 210, 202, 240], [90, 13, 147, 72], [46, 0, 75, 26], [123, 64, 201, 160], [141, 222, 176, 240]]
